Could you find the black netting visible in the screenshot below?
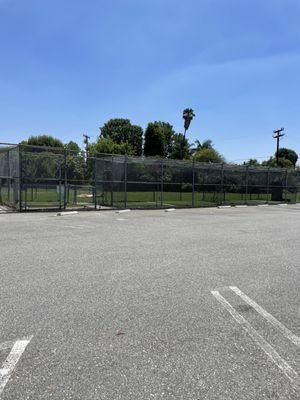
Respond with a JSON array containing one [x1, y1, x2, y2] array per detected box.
[[1, 144, 299, 210]]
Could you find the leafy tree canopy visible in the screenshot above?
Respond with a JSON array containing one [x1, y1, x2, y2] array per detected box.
[[169, 133, 191, 160], [262, 156, 294, 169], [191, 139, 213, 153], [243, 158, 261, 166], [144, 121, 174, 157], [89, 137, 135, 156], [182, 108, 195, 131], [22, 135, 64, 148], [193, 147, 225, 163], [65, 141, 81, 154], [276, 148, 298, 167], [99, 118, 143, 156]]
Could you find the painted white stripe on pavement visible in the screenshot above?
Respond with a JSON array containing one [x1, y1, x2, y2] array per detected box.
[[230, 286, 300, 348], [211, 290, 300, 392], [115, 209, 131, 214], [0, 337, 32, 396]]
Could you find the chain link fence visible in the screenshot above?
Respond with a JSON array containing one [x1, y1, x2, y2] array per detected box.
[[0, 143, 299, 211], [0, 143, 20, 207]]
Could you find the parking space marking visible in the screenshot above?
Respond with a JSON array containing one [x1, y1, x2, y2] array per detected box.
[[211, 290, 300, 392], [230, 286, 300, 348], [0, 336, 32, 396]]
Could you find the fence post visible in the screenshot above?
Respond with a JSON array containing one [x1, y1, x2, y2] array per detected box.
[[192, 158, 195, 207], [18, 145, 22, 212], [267, 167, 270, 204], [160, 161, 163, 208], [24, 152, 28, 211], [111, 155, 114, 207], [7, 150, 10, 203], [58, 158, 62, 210], [285, 168, 288, 202], [245, 165, 249, 205], [64, 149, 67, 209], [220, 163, 224, 205], [94, 157, 97, 210], [124, 154, 127, 209]]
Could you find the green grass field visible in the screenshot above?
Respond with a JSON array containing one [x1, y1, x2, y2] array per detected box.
[[7, 185, 298, 210]]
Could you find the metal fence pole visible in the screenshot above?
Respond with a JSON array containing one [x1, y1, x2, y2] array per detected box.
[[7, 150, 10, 203], [94, 157, 97, 210], [285, 168, 288, 202], [124, 155, 127, 209], [23, 152, 27, 211], [18, 145, 22, 212], [160, 161, 163, 208], [220, 163, 224, 205], [64, 149, 67, 209], [110, 156, 114, 207], [267, 167, 270, 204], [24, 153, 27, 210], [58, 158, 62, 210], [245, 165, 249, 205], [192, 158, 195, 207]]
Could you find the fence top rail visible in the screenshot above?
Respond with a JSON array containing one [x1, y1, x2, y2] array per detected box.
[[1, 142, 299, 173], [0, 142, 19, 146], [0, 143, 19, 152]]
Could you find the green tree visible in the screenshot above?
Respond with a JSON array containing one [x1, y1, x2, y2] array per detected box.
[[193, 147, 224, 163], [144, 121, 174, 157], [191, 139, 213, 153], [65, 141, 81, 153], [262, 156, 294, 169], [64, 141, 85, 182], [22, 135, 64, 148], [276, 148, 298, 167], [169, 133, 191, 159], [89, 137, 135, 156], [99, 118, 143, 156], [243, 158, 261, 166], [182, 108, 195, 134], [181, 108, 195, 159], [20, 135, 65, 182]]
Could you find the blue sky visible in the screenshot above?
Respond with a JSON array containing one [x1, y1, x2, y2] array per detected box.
[[0, 0, 299, 162]]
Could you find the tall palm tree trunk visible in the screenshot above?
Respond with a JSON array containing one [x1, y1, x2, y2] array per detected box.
[[180, 128, 187, 160]]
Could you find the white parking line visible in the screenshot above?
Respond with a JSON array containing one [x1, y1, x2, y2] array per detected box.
[[211, 290, 300, 392], [230, 286, 300, 348], [0, 336, 32, 396]]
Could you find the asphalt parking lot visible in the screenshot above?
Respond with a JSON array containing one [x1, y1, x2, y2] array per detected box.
[[0, 205, 299, 399]]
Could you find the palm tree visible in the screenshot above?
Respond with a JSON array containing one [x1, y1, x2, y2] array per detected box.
[[182, 108, 195, 138], [191, 139, 213, 154], [181, 108, 195, 159]]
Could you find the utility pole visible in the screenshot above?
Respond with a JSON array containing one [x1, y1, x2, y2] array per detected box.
[[273, 127, 285, 166], [83, 134, 90, 153]]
